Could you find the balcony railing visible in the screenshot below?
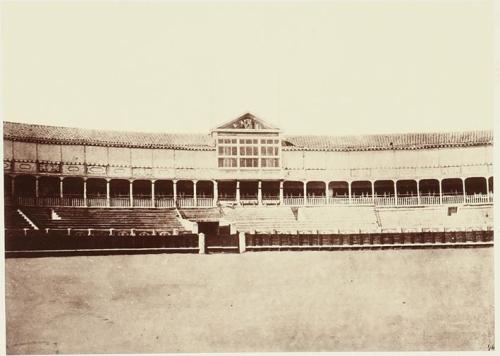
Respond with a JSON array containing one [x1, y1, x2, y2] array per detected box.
[[6, 193, 494, 208]]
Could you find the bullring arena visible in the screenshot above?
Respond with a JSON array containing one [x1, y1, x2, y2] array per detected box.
[[3, 113, 494, 352]]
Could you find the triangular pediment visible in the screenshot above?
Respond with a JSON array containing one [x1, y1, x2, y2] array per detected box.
[[214, 113, 279, 132]]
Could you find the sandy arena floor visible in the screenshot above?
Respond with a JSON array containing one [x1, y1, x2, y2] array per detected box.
[[5, 248, 494, 353]]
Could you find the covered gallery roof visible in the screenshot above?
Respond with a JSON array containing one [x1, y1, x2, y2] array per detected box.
[[3, 120, 493, 152]]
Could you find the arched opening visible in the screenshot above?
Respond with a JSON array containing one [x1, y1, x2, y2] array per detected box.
[[441, 178, 463, 195], [196, 180, 214, 207], [283, 181, 304, 197], [155, 180, 174, 197], [419, 179, 440, 196], [132, 180, 152, 207], [109, 179, 130, 207], [240, 181, 258, 200], [177, 180, 194, 197], [329, 181, 349, 198], [418, 179, 440, 205], [441, 178, 464, 204], [374, 180, 395, 197], [197, 180, 214, 198], [87, 178, 107, 207], [396, 180, 417, 197], [155, 180, 174, 207], [262, 181, 280, 201], [218, 181, 236, 201], [351, 181, 372, 198], [39, 176, 60, 197], [63, 177, 84, 197], [133, 180, 152, 198], [465, 177, 487, 195], [306, 181, 326, 197], [62, 177, 84, 206], [14, 175, 36, 206]]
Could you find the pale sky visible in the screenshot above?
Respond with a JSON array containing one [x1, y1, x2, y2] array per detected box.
[[1, 1, 493, 135]]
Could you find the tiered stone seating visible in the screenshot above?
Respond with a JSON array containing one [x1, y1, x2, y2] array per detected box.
[[222, 206, 299, 233], [376, 205, 493, 230], [4, 206, 32, 229], [296, 206, 380, 232], [20, 207, 187, 232]]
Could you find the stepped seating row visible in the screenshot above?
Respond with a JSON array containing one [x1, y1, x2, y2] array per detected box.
[[4, 208, 31, 229], [376, 206, 493, 229], [220, 205, 493, 233], [17, 207, 188, 232]]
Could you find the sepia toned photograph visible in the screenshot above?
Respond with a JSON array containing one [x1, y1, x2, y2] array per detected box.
[[1, 0, 494, 354]]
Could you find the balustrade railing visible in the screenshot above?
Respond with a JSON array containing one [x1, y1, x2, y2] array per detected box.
[[110, 197, 131, 207], [197, 197, 214, 207], [442, 195, 465, 205], [7, 193, 493, 208], [420, 195, 440, 205]]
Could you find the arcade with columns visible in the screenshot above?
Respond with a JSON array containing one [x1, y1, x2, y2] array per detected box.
[[4, 175, 494, 208]]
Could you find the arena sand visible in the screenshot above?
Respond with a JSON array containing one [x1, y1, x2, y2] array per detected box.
[[5, 248, 494, 353]]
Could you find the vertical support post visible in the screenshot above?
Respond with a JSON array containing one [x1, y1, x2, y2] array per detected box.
[[438, 179, 442, 205], [394, 180, 397, 206], [83, 178, 88, 207], [193, 180, 197, 207], [279, 180, 284, 205], [173, 180, 177, 205], [371, 181, 375, 204], [151, 180, 155, 207], [198, 232, 205, 254], [35, 176, 39, 199], [462, 178, 466, 203], [213, 180, 218, 206], [325, 181, 329, 204], [348, 181, 352, 204], [236, 180, 240, 205], [303, 181, 307, 206], [59, 177, 64, 199], [106, 179, 111, 207], [416, 180, 420, 205], [257, 180, 262, 205], [486, 177, 490, 202], [129, 180, 133, 207], [239, 231, 246, 253]]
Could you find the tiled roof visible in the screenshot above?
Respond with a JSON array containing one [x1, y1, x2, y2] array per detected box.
[[3, 121, 214, 150], [3, 121, 492, 151], [283, 130, 493, 151]]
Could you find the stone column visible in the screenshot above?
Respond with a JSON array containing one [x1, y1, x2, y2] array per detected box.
[[193, 180, 197, 207], [486, 177, 490, 201], [59, 177, 64, 199], [438, 179, 442, 205], [213, 181, 218, 206], [462, 178, 466, 203], [324, 181, 329, 203], [173, 180, 177, 204], [416, 180, 420, 205], [106, 179, 111, 207], [279, 180, 284, 205], [239, 231, 246, 253], [151, 180, 155, 207], [35, 176, 39, 199], [129, 180, 134, 207], [348, 181, 352, 204], [257, 180, 262, 205], [83, 178, 88, 207], [371, 181, 375, 203], [394, 180, 398, 205], [236, 181, 240, 205], [303, 181, 307, 206]]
